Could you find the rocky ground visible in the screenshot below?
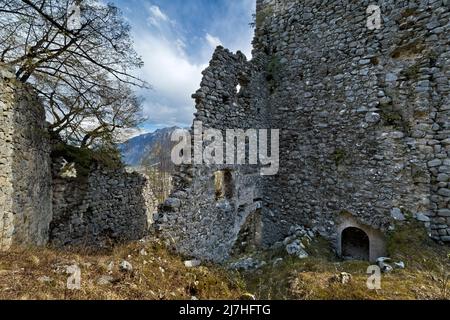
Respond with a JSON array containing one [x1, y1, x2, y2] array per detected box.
[[237, 221, 450, 300], [0, 221, 448, 300]]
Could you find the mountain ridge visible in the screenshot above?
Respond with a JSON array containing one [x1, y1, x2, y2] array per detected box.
[[119, 126, 180, 169]]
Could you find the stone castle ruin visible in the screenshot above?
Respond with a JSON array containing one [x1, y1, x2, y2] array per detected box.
[[0, 67, 158, 250], [156, 0, 450, 262], [1, 0, 449, 263]]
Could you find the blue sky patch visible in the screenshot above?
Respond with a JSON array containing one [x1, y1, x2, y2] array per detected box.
[[111, 0, 256, 133]]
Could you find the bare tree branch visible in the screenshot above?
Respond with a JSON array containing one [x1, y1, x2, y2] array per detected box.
[[0, 0, 150, 147]]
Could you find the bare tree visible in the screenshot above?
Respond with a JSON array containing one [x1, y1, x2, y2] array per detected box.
[[0, 0, 148, 146]]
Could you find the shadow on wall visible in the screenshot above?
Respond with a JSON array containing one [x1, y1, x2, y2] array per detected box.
[[336, 214, 386, 262], [11, 81, 52, 247], [50, 161, 155, 248], [341, 227, 370, 261]]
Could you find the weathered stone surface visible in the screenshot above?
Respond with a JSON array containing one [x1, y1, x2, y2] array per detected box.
[[1, 64, 162, 251], [155, 0, 450, 260], [50, 162, 158, 247], [416, 213, 430, 223], [97, 275, 114, 285], [438, 209, 450, 217], [0, 64, 52, 250], [119, 260, 133, 272], [184, 260, 201, 268], [391, 208, 405, 221], [438, 189, 450, 197], [2, 1, 450, 258]]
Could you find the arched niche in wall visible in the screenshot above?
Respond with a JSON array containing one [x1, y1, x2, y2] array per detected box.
[[336, 214, 386, 262], [341, 227, 370, 261]]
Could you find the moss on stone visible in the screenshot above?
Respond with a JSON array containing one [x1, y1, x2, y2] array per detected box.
[[51, 143, 123, 178], [331, 149, 347, 166], [251, 5, 274, 28], [265, 55, 282, 93], [402, 63, 421, 80]]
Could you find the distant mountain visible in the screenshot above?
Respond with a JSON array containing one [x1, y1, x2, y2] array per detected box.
[[119, 127, 180, 170]]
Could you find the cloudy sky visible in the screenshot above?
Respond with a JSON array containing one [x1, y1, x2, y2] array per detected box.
[[111, 0, 256, 134]]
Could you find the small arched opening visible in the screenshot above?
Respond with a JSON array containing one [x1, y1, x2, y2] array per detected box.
[[341, 227, 370, 261]]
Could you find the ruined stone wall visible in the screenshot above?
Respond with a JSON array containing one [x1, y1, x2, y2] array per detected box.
[[255, 0, 450, 244], [0, 66, 52, 250], [0, 64, 160, 250], [157, 0, 450, 261], [50, 163, 157, 247], [155, 48, 272, 261]]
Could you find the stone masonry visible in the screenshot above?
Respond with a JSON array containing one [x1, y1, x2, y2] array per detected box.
[[0, 64, 158, 250], [156, 0, 450, 262], [0, 1, 449, 262], [155, 48, 271, 261], [0, 65, 52, 250], [50, 162, 157, 247]]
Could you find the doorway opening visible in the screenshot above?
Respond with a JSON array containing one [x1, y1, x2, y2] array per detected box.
[[341, 227, 370, 261]]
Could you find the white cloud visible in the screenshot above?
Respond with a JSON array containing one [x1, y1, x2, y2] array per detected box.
[[147, 5, 169, 27], [116, 127, 148, 142], [133, 30, 206, 128], [205, 33, 222, 48], [128, 1, 256, 129], [149, 5, 167, 21], [207, 0, 255, 59]]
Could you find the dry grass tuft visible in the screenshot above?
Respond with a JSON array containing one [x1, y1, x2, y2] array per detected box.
[[0, 222, 448, 300], [0, 239, 244, 300]]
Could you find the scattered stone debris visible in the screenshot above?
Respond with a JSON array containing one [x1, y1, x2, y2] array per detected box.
[[380, 263, 393, 273], [228, 257, 266, 271], [281, 225, 315, 259], [272, 258, 283, 267], [37, 276, 53, 283], [330, 272, 352, 285], [52, 262, 78, 274], [376, 257, 405, 272], [184, 260, 201, 268], [340, 272, 352, 284], [107, 261, 115, 272], [376, 257, 394, 273], [119, 260, 133, 272], [286, 240, 309, 259], [97, 275, 114, 286], [240, 293, 257, 300]]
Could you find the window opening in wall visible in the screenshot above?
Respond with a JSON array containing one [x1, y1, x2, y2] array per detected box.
[[214, 170, 233, 200]]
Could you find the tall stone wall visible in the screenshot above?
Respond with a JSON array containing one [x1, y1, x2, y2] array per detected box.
[[1, 64, 159, 250], [255, 0, 450, 245], [155, 48, 271, 261], [50, 162, 157, 247], [0, 65, 52, 250], [157, 0, 450, 261]]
